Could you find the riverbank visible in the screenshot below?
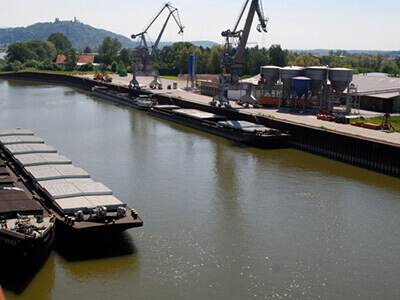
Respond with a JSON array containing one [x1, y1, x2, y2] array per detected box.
[[1, 71, 399, 177]]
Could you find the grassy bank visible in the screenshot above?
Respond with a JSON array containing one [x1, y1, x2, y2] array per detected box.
[[350, 116, 400, 132]]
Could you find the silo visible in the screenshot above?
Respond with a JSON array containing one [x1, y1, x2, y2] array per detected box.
[[305, 66, 328, 97], [280, 66, 304, 98], [260, 66, 280, 92], [328, 68, 353, 97], [292, 76, 311, 98]]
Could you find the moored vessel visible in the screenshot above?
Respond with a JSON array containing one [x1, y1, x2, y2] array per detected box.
[[0, 129, 143, 236], [149, 105, 290, 148], [92, 86, 156, 111], [0, 138, 56, 265]]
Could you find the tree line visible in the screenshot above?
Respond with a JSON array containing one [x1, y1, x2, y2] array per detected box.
[[154, 43, 400, 77], [1, 33, 400, 77]]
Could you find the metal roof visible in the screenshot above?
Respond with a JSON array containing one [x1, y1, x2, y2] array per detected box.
[[350, 74, 400, 99]]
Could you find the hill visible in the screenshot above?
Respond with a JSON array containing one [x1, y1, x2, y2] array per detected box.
[[0, 20, 219, 52], [0, 20, 135, 51]]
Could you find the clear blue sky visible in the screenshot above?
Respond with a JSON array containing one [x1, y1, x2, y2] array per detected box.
[[1, 0, 399, 50]]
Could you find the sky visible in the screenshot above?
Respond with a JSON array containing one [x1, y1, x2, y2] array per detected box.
[[1, 0, 399, 50]]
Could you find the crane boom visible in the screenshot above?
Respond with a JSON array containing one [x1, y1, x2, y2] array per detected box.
[[211, 0, 268, 108], [129, 3, 184, 90]]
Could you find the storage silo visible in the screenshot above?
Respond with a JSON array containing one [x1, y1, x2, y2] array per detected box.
[[260, 66, 281, 92], [305, 66, 328, 97], [280, 66, 304, 99], [292, 76, 311, 109], [328, 68, 353, 97]]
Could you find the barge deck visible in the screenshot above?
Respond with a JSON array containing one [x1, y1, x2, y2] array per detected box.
[[0, 129, 143, 236]]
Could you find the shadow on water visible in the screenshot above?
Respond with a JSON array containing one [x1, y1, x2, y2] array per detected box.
[[0, 251, 54, 296], [54, 232, 137, 262]]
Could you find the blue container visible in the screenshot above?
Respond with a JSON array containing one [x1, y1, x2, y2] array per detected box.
[[292, 76, 311, 98], [188, 54, 197, 75]]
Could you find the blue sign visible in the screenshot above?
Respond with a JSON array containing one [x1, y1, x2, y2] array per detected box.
[[188, 54, 197, 75]]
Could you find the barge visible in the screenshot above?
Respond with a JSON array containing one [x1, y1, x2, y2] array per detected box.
[[0, 132, 56, 265], [0, 129, 143, 236], [92, 86, 156, 111], [149, 105, 290, 148]]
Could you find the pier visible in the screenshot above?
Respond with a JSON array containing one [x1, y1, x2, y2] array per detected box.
[[1, 71, 400, 177]]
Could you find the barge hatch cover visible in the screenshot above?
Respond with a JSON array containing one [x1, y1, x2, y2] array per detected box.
[[38, 178, 112, 200], [2, 129, 133, 217], [15, 153, 72, 167], [0, 129, 34, 137], [6, 143, 57, 155], [0, 135, 45, 145], [172, 109, 227, 121], [26, 164, 90, 181]]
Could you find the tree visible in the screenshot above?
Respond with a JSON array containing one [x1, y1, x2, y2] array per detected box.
[[116, 60, 126, 73], [268, 44, 287, 67], [6, 42, 31, 63], [64, 48, 78, 71], [99, 37, 122, 66], [0, 59, 5, 71], [48, 33, 73, 54], [83, 46, 92, 54], [119, 48, 132, 66]]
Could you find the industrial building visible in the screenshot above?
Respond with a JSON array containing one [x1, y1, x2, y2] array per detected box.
[[201, 68, 400, 113]]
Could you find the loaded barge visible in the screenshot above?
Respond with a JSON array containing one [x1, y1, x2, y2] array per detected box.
[[149, 105, 290, 148], [92, 86, 157, 111], [0, 129, 143, 236], [0, 131, 56, 264]]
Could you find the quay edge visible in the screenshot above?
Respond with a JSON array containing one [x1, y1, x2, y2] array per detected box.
[[1, 72, 399, 178]]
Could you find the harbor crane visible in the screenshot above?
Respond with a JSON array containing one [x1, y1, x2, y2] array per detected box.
[[129, 3, 184, 90], [210, 0, 268, 108]]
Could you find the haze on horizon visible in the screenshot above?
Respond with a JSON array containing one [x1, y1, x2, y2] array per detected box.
[[1, 0, 399, 51]]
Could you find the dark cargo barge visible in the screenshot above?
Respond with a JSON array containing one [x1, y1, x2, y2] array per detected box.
[[0, 129, 143, 236], [0, 136, 56, 265], [92, 86, 156, 111], [149, 105, 290, 148]]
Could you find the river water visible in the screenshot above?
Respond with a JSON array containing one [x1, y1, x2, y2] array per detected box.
[[0, 79, 399, 300]]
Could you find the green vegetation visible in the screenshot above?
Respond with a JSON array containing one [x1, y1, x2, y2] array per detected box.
[[350, 116, 400, 132], [47, 33, 72, 54], [154, 43, 400, 77], [99, 37, 122, 66], [0, 21, 134, 51]]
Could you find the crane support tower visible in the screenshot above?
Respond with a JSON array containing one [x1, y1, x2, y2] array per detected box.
[[210, 0, 268, 108], [129, 3, 184, 90]]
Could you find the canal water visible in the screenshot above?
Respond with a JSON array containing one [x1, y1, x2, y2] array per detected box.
[[0, 79, 399, 300]]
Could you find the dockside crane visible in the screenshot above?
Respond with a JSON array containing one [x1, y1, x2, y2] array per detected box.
[[129, 3, 184, 90], [210, 0, 268, 108]]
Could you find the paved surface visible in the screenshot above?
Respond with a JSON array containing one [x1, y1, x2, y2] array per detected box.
[[78, 74, 400, 146]]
